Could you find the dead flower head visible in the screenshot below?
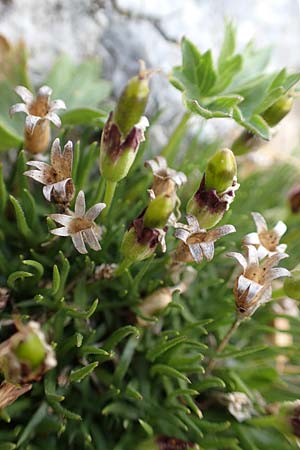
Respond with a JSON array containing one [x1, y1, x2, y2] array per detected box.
[[24, 138, 74, 206], [174, 214, 235, 263], [145, 156, 187, 197], [10, 85, 66, 153], [0, 320, 56, 384], [243, 212, 287, 258], [50, 190, 106, 254], [227, 245, 290, 318], [0, 381, 32, 410], [218, 392, 255, 422]]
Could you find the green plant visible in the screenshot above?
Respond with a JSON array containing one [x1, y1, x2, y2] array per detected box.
[[0, 24, 300, 450]]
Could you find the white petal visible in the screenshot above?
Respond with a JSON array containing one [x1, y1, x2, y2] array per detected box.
[[251, 212, 267, 233], [243, 232, 260, 246], [15, 86, 34, 104], [43, 184, 53, 201], [83, 228, 101, 251], [72, 232, 88, 254], [174, 228, 190, 243], [136, 116, 149, 131], [9, 103, 29, 117], [49, 99, 67, 112], [25, 115, 42, 134], [188, 243, 203, 263], [257, 245, 269, 260], [145, 159, 160, 174], [173, 171, 187, 187], [50, 214, 73, 226], [75, 191, 86, 217], [200, 242, 214, 261], [186, 214, 200, 232], [266, 267, 291, 282], [209, 224, 236, 241], [245, 245, 259, 266], [155, 156, 167, 170], [37, 85, 52, 98], [273, 220, 287, 238], [276, 243, 287, 253], [226, 252, 247, 271], [85, 203, 106, 221], [26, 160, 50, 171], [46, 112, 61, 128], [24, 170, 47, 184], [50, 138, 62, 165], [50, 227, 69, 236]]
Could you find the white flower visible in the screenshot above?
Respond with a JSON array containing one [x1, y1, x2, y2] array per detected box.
[[24, 138, 74, 204], [243, 212, 287, 259], [10, 85, 66, 132], [50, 191, 106, 254], [174, 214, 235, 263], [227, 245, 290, 317]]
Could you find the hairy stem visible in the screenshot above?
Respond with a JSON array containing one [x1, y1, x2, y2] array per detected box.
[[206, 315, 243, 374]]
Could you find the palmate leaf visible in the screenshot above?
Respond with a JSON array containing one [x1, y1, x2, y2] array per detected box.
[[171, 22, 300, 139]]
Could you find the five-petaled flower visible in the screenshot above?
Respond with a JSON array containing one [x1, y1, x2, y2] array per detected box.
[[174, 214, 236, 263], [10, 85, 66, 153], [50, 191, 106, 254], [243, 212, 287, 259], [144, 155, 187, 197], [227, 245, 290, 318], [24, 138, 74, 206]]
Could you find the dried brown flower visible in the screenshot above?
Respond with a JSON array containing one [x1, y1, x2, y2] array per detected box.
[[145, 156, 187, 197], [0, 381, 32, 410]]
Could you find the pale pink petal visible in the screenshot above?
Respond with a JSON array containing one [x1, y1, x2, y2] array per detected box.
[[208, 224, 236, 241], [50, 214, 73, 226], [243, 232, 260, 246], [245, 245, 259, 266], [72, 232, 88, 254], [251, 212, 267, 233], [37, 85, 52, 98], [226, 252, 247, 271], [200, 242, 214, 261], [25, 115, 42, 134], [24, 170, 47, 184], [273, 221, 287, 238], [188, 243, 203, 263], [75, 191, 86, 217], [15, 86, 34, 104], [46, 112, 61, 128], [85, 203, 106, 221], [50, 227, 69, 236], [83, 228, 101, 251], [49, 99, 66, 112], [9, 103, 29, 117], [43, 184, 54, 201]]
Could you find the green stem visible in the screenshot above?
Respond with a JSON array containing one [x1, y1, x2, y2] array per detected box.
[[93, 176, 106, 204], [206, 315, 243, 374], [115, 259, 133, 277], [161, 112, 192, 165], [103, 180, 117, 218]]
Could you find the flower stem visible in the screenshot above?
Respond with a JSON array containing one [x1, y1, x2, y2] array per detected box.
[[161, 112, 192, 165], [206, 315, 243, 374], [115, 259, 133, 277], [103, 180, 117, 218]]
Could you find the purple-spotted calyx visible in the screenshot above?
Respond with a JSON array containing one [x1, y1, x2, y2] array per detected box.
[[187, 149, 239, 229], [10, 85, 66, 154]]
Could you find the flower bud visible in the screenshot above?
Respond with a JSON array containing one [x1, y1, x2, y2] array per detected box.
[[231, 130, 263, 156], [205, 148, 237, 194], [143, 194, 175, 229], [136, 436, 198, 450], [137, 287, 174, 327], [114, 68, 150, 137], [120, 222, 162, 265], [262, 94, 293, 128], [100, 113, 148, 183], [284, 266, 300, 300], [0, 321, 56, 384]]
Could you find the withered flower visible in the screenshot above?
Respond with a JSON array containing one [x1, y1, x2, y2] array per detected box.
[[227, 245, 290, 318], [243, 212, 287, 258], [0, 381, 32, 410], [24, 138, 74, 206], [50, 191, 106, 254], [144, 156, 187, 197], [0, 321, 56, 384], [10, 85, 66, 153], [217, 392, 255, 422], [174, 214, 235, 263]]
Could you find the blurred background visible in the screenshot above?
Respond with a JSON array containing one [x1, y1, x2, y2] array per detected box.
[[0, 0, 300, 156]]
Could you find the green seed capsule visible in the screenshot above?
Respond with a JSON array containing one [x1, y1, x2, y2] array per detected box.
[[186, 196, 226, 229], [14, 332, 46, 369], [143, 194, 175, 229], [262, 94, 293, 128], [114, 69, 150, 137], [120, 227, 156, 264], [284, 267, 300, 300], [205, 148, 237, 194]]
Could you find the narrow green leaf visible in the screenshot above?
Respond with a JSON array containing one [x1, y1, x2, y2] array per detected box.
[[61, 108, 106, 126], [0, 443, 17, 450], [0, 163, 8, 213], [192, 376, 226, 392], [103, 326, 140, 351], [22, 259, 44, 279], [51, 265, 60, 295], [70, 362, 99, 383], [9, 195, 32, 238], [16, 402, 47, 447], [138, 419, 153, 436], [48, 400, 81, 421], [64, 298, 98, 319], [146, 336, 187, 362], [150, 364, 191, 384], [7, 271, 33, 290]]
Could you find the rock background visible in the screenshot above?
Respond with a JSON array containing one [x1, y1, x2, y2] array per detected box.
[[0, 0, 299, 153]]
